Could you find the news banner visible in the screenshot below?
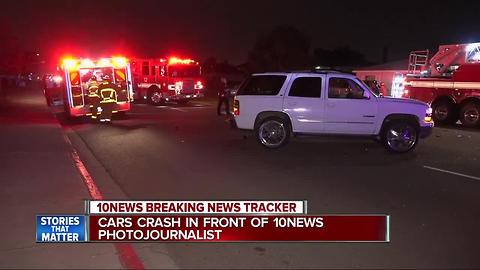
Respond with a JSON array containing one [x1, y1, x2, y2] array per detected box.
[[36, 200, 389, 242]]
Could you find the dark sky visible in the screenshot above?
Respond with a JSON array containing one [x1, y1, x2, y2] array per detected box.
[[2, 0, 480, 65]]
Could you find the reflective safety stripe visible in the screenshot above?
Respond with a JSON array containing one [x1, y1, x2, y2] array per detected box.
[[138, 83, 161, 88], [115, 69, 126, 81], [407, 80, 480, 89]]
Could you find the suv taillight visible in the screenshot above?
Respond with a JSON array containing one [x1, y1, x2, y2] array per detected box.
[[233, 100, 239, 116]]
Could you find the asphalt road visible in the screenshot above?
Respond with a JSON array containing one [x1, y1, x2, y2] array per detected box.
[[59, 96, 480, 269]]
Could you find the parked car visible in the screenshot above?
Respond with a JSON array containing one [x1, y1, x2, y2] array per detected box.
[[232, 70, 433, 153]]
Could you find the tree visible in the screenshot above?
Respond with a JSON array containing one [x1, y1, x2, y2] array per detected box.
[[0, 19, 24, 75], [313, 46, 371, 68], [247, 25, 311, 72], [202, 57, 217, 74]]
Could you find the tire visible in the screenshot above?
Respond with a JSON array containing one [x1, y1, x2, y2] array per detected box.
[[432, 100, 456, 125], [255, 117, 291, 149], [381, 121, 419, 153], [148, 87, 164, 105], [459, 101, 480, 128]]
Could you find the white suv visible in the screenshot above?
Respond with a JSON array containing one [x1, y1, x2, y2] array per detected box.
[[232, 70, 434, 153]]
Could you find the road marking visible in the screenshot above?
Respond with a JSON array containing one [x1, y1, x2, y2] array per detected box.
[[62, 134, 145, 270], [167, 107, 188, 112], [423, 165, 480, 181]]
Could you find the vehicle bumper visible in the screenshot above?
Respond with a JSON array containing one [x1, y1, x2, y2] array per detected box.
[[419, 123, 434, 138], [164, 91, 204, 101], [68, 102, 130, 117]]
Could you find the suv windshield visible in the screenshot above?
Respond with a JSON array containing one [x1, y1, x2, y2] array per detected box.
[[236, 75, 287, 95]]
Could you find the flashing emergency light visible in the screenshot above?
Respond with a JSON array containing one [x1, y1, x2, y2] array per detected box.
[[52, 75, 63, 83], [194, 80, 204, 90], [112, 57, 128, 68], [97, 58, 112, 67], [168, 57, 196, 65], [80, 59, 95, 68], [62, 58, 78, 70], [168, 81, 183, 90]]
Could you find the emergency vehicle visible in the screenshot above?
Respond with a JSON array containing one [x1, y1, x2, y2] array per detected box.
[[402, 43, 480, 127], [43, 57, 134, 117], [131, 57, 204, 105]]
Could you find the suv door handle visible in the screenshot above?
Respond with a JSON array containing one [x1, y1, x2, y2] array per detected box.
[[326, 103, 335, 108], [363, 115, 375, 118]]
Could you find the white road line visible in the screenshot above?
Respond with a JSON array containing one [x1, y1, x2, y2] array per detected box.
[[423, 165, 480, 181], [168, 107, 188, 112]]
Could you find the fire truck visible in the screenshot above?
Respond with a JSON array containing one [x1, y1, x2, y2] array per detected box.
[[402, 43, 480, 127], [43, 56, 134, 117], [131, 57, 204, 105]]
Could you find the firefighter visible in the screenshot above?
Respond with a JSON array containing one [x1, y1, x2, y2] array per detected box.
[[217, 77, 230, 116], [87, 76, 101, 120], [380, 82, 387, 97], [97, 74, 117, 122]]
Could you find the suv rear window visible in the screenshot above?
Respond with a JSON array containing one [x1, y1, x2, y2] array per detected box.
[[236, 75, 286, 96]]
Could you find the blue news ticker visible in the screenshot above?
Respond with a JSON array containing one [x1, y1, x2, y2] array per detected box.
[[36, 215, 86, 242]]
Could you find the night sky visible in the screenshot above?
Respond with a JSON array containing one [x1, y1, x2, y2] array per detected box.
[[2, 0, 480, 64]]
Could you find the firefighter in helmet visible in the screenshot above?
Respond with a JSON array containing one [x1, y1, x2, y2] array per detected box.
[[87, 76, 101, 119], [97, 74, 117, 122]]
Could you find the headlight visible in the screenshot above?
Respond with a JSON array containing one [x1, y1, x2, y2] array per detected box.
[[426, 107, 432, 115], [424, 107, 433, 123]]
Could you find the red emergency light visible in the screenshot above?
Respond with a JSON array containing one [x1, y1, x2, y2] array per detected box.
[[62, 58, 78, 70], [168, 57, 197, 65], [62, 57, 129, 70]]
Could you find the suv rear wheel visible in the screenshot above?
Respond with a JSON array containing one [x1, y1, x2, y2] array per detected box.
[[459, 101, 480, 128], [256, 117, 290, 149], [382, 121, 418, 153]]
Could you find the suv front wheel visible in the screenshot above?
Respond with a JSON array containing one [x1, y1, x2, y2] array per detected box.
[[256, 117, 291, 149], [381, 121, 419, 153]]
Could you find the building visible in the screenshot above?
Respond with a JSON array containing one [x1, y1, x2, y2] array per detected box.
[[354, 59, 408, 97]]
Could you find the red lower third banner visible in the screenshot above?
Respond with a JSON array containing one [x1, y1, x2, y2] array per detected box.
[[89, 215, 389, 242]]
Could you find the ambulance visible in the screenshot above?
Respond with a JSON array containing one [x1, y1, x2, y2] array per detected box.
[[43, 56, 134, 117]]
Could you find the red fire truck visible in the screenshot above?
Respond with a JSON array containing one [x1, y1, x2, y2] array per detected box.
[[43, 56, 134, 117], [403, 43, 480, 127], [131, 57, 204, 105]]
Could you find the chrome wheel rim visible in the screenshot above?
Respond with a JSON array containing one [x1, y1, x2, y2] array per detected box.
[[386, 124, 417, 152], [259, 120, 286, 147], [151, 92, 162, 104], [434, 105, 449, 121], [463, 108, 479, 124]]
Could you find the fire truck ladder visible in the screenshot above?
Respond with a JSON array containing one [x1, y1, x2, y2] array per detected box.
[[408, 50, 429, 74], [466, 43, 480, 63]]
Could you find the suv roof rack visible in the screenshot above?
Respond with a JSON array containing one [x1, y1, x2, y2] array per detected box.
[[310, 66, 353, 74]]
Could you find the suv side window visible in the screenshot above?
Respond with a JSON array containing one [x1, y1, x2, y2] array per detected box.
[[288, 77, 322, 98], [328, 77, 365, 99], [236, 75, 286, 96]]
